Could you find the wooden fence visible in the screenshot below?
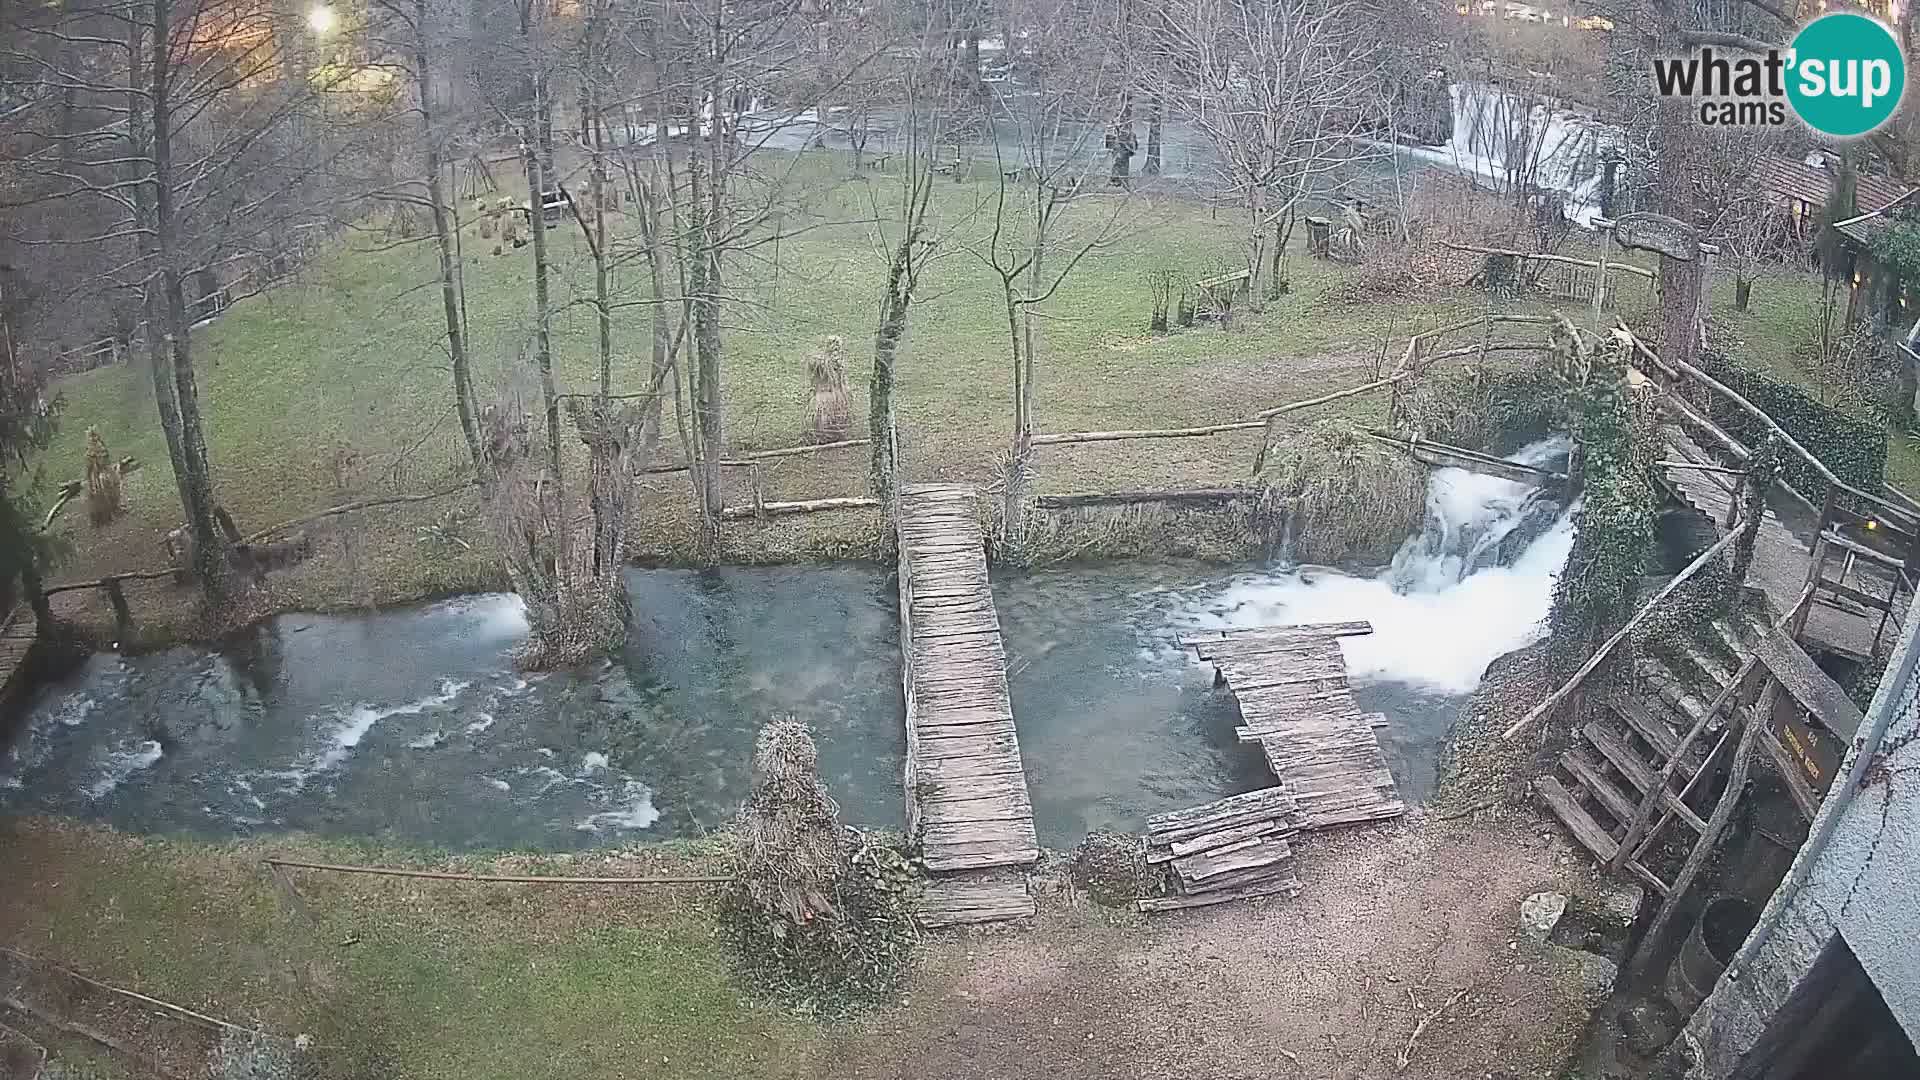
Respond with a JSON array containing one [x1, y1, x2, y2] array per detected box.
[[1023, 312, 1564, 504]]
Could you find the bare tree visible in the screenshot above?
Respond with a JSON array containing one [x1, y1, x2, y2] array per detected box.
[[979, 0, 1136, 541], [1144, 0, 1385, 307]]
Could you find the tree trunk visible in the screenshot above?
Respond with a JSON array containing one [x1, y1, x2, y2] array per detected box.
[[1657, 252, 1707, 371], [414, 0, 483, 471], [870, 235, 916, 500], [148, 0, 224, 601], [1734, 275, 1752, 312], [1144, 95, 1162, 176], [522, 34, 566, 576], [685, 146, 724, 549]]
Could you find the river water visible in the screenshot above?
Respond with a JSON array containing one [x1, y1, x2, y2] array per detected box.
[[1, 444, 1572, 851]]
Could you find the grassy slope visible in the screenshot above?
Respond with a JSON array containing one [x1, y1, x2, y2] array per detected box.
[[0, 821, 812, 1080], [36, 158, 1895, 627], [37, 163, 1541, 626]]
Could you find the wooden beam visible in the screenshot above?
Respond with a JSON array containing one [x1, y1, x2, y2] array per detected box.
[[1626, 681, 1778, 983], [717, 497, 880, 520], [1029, 421, 1266, 446], [1362, 430, 1567, 486], [1032, 488, 1252, 508], [1440, 240, 1657, 280], [1504, 528, 1744, 740]]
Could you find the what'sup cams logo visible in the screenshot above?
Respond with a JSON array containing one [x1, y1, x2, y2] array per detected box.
[[1652, 12, 1907, 136]]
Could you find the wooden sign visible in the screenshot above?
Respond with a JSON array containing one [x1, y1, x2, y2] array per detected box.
[[1772, 691, 1842, 797]]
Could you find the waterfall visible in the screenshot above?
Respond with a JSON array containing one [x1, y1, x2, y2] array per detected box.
[[1406, 81, 1618, 228], [1182, 438, 1577, 695]]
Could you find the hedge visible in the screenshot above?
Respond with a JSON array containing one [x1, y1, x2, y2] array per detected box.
[[1699, 352, 1887, 498]]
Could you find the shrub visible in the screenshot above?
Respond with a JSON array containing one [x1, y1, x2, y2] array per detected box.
[[1255, 419, 1427, 565], [717, 720, 918, 1014], [804, 336, 853, 444], [83, 427, 121, 524], [1699, 351, 1887, 496]]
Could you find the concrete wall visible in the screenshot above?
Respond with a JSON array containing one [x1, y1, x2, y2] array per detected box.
[[1681, 605, 1920, 1077]]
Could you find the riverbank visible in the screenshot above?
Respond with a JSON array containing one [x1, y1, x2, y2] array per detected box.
[[0, 809, 1617, 1079]]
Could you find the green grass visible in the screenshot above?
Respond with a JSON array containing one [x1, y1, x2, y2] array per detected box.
[[0, 821, 812, 1080], [35, 156, 1879, 627]]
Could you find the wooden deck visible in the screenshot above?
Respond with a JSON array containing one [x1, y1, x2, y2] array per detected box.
[[896, 485, 1038, 925], [1184, 622, 1406, 830], [1660, 426, 1904, 660]]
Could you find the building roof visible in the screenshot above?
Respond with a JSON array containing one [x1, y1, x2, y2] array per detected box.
[[1834, 188, 1920, 249], [1752, 154, 1910, 216]]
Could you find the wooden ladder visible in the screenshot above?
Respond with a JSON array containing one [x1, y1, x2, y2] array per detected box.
[[1536, 612, 1771, 896]]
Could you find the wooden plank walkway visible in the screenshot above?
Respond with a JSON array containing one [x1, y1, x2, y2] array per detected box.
[[1660, 426, 1903, 659], [896, 485, 1039, 894], [1184, 622, 1405, 830]]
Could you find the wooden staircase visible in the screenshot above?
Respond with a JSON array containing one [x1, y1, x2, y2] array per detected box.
[[1537, 608, 1773, 896]]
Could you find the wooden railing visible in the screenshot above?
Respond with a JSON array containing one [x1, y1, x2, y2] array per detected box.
[[1022, 313, 1563, 502], [1614, 324, 1919, 656]]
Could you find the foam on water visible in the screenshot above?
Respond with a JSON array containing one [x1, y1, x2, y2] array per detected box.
[[575, 780, 661, 832], [1179, 439, 1574, 696], [87, 739, 163, 800], [313, 679, 470, 773]]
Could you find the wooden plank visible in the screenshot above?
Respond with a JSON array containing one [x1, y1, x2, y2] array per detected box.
[[917, 877, 1035, 928], [1607, 695, 1682, 761], [1561, 749, 1636, 826], [1173, 835, 1293, 885], [1538, 775, 1622, 863], [1584, 721, 1658, 793], [1146, 819, 1285, 863], [1136, 873, 1301, 913], [1145, 787, 1300, 845], [1752, 628, 1865, 740]]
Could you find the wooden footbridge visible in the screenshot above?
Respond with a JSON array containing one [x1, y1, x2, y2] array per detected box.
[[895, 484, 1040, 927], [1135, 621, 1406, 913]]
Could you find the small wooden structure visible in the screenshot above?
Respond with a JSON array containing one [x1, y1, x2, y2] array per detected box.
[[1185, 622, 1405, 830], [895, 484, 1039, 927], [1140, 787, 1304, 912]]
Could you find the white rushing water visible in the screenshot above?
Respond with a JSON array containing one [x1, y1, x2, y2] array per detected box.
[[1182, 439, 1575, 696], [1404, 82, 1618, 228]]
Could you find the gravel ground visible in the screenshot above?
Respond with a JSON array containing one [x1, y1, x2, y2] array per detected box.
[[825, 809, 1613, 1080]]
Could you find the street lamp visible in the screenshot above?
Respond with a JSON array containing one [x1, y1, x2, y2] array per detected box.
[[307, 4, 338, 35]]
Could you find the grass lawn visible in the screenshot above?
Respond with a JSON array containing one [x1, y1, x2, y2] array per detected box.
[[0, 821, 815, 1080], [29, 155, 1881, 632]]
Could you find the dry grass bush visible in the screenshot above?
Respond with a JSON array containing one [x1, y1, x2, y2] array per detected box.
[[718, 719, 918, 1014], [804, 336, 853, 444], [1397, 363, 1572, 451], [1255, 418, 1426, 565], [83, 427, 121, 524], [478, 214, 496, 240]]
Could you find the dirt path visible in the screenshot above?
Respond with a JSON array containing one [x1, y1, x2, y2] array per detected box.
[[828, 810, 1608, 1080]]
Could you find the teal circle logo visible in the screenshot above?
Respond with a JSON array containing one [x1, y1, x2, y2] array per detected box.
[[1786, 13, 1906, 137]]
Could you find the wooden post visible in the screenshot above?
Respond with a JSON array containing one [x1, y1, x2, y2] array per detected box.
[[1626, 679, 1777, 983], [750, 462, 766, 517], [104, 577, 133, 639]]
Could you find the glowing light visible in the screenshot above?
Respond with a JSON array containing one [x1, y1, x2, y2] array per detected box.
[[307, 5, 337, 34], [1868, 519, 1880, 531]]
